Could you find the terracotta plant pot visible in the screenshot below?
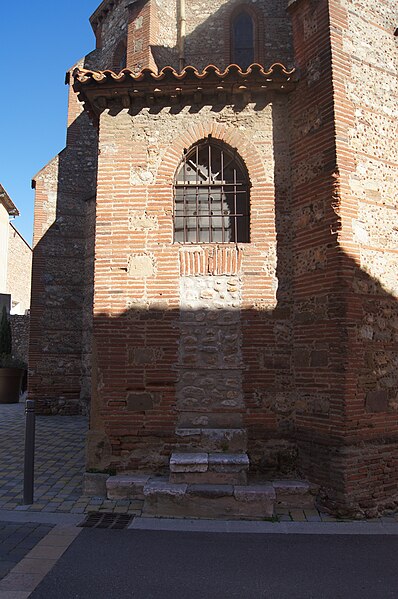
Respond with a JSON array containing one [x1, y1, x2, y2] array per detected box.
[[0, 368, 24, 404]]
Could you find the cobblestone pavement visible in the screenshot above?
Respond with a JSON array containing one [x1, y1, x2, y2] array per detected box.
[[0, 521, 53, 580], [0, 403, 144, 516]]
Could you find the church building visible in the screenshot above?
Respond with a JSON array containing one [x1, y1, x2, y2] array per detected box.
[[30, 0, 398, 517]]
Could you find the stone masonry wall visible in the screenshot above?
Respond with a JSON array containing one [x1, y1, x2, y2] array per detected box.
[[327, 0, 398, 514], [288, 0, 347, 490], [287, 0, 398, 515], [183, 0, 293, 70], [10, 315, 30, 365], [6, 224, 32, 314], [91, 0, 294, 73], [88, 94, 295, 474], [29, 64, 99, 415]]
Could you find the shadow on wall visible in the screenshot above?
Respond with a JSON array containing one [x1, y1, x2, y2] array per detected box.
[[149, 0, 294, 72], [85, 241, 398, 515]]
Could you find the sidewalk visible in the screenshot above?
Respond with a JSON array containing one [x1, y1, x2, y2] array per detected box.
[[0, 403, 141, 516]]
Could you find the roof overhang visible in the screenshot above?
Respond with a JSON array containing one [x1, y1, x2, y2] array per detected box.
[[0, 183, 19, 217], [73, 63, 298, 116]]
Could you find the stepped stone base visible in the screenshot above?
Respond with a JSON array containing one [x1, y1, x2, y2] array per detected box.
[[104, 473, 317, 520], [143, 481, 275, 520]]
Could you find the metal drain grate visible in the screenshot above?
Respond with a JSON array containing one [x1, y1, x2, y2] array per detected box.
[[79, 512, 133, 529]]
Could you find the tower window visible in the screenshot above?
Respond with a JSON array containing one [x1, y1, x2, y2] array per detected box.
[[174, 139, 251, 244], [113, 39, 127, 71], [232, 11, 255, 69]]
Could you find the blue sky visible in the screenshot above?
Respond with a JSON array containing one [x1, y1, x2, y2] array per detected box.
[[0, 1, 100, 244]]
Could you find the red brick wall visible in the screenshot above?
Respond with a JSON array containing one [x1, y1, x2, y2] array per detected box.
[[87, 99, 296, 473]]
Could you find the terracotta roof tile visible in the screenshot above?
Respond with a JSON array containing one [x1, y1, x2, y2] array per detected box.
[[73, 62, 296, 85]]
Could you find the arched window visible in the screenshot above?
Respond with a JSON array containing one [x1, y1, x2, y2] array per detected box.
[[113, 39, 127, 71], [231, 10, 255, 68], [174, 138, 250, 244]]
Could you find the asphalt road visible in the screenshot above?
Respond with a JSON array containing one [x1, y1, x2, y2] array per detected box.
[[30, 529, 398, 599]]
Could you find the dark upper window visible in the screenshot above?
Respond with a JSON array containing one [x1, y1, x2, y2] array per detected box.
[[113, 39, 127, 71], [232, 11, 255, 69], [174, 138, 251, 244]]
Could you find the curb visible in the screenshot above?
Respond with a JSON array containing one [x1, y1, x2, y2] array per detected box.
[[129, 516, 398, 535]]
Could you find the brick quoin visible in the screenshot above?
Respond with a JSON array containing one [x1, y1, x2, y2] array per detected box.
[[29, 0, 398, 517]]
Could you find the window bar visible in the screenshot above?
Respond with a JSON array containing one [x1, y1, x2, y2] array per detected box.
[[182, 153, 186, 243], [221, 148, 225, 243], [208, 142, 212, 243], [233, 165, 238, 242], [195, 145, 199, 243]]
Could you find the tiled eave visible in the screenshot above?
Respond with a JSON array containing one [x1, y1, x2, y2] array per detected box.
[[0, 183, 19, 217], [72, 63, 298, 115]]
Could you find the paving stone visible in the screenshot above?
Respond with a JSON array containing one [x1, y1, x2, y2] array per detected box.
[[0, 403, 87, 514]]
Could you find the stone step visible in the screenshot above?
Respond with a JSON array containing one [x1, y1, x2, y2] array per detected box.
[[175, 428, 247, 452], [142, 481, 275, 520], [169, 452, 249, 484]]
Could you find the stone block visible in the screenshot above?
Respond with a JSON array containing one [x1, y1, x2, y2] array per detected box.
[[170, 471, 247, 485], [273, 480, 316, 509], [310, 350, 328, 367], [177, 413, 243, 429], [186, 484, 234, 498], [208, 453, 249, 473], [365, 390, 389, 413], [234, 484, 276, 503], [142, 481, 276, 520], [169, 452, 208, 473], [127, 254, 155, 278], [83, 472, 108, 497], [175, 428, 247, 452], [143, 480, 187, 498], [106, 474, 151, 500], [127, 392, 154, 411]]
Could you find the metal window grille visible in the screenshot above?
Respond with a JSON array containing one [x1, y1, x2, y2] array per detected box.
[[174, 139, 251, 244]]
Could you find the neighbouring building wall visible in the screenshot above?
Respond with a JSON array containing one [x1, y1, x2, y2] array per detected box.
[[10, 315, 30, 364], [6, 223, 32, 315], [0, 203, 9, 292]]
